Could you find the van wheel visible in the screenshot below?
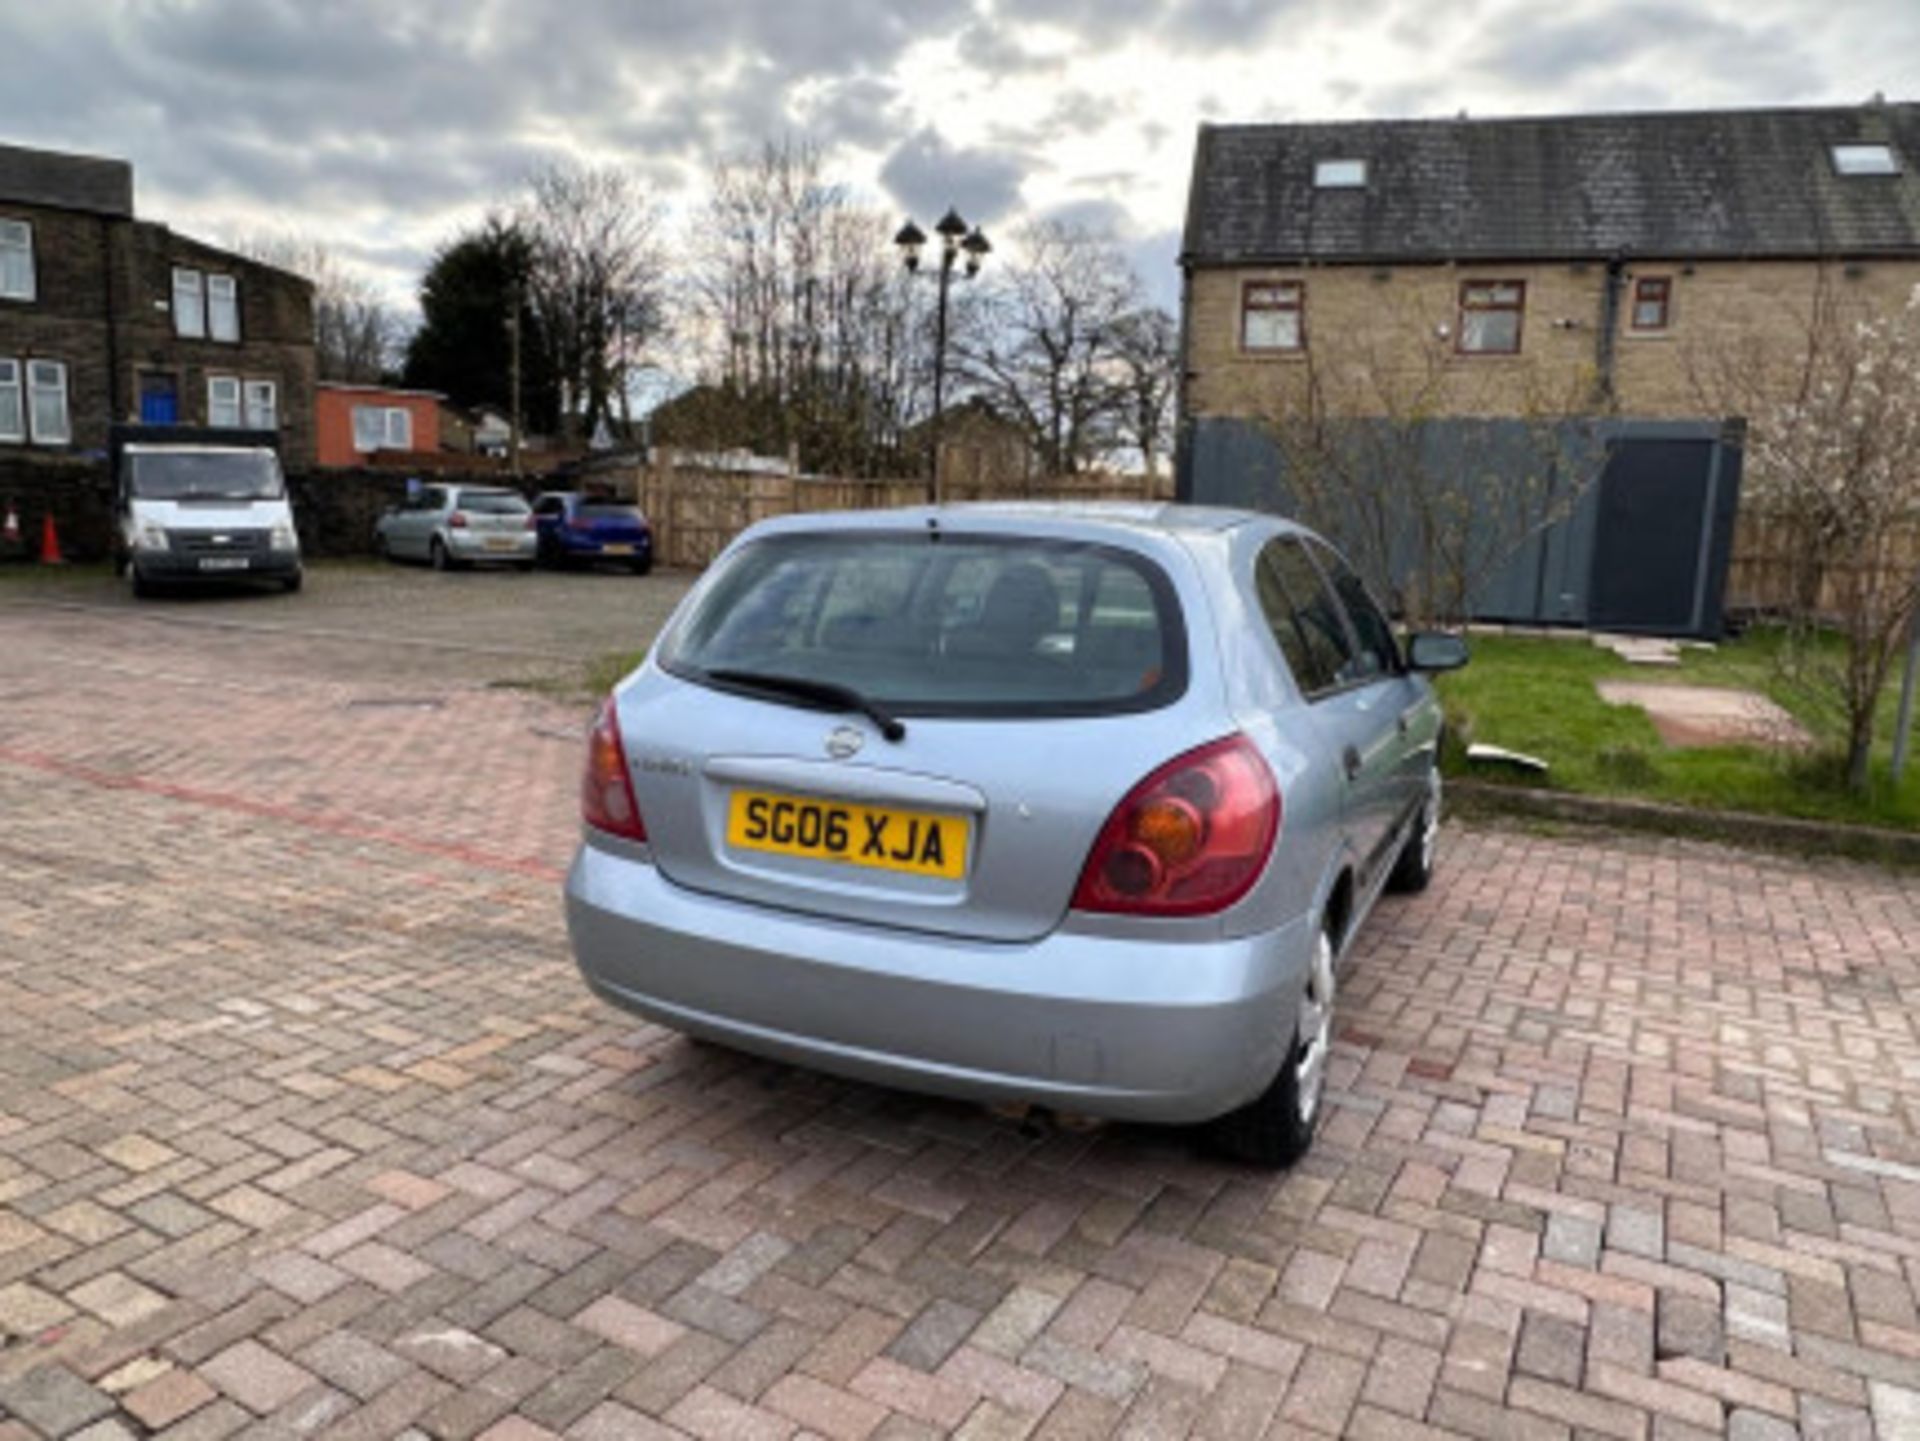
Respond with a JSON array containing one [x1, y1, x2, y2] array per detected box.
[[1205, 925, 1335, 1167], [1387, 771, 1440, 895], [130, 569, 155, 599], [281, 570, 303, 594], [630, 557, 653, 576]]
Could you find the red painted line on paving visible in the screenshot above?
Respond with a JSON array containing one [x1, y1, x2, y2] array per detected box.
[[0, 744, 566, 884]]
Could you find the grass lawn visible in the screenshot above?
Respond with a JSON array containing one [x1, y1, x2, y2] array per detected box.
[[1437, 630, 1920, 831]]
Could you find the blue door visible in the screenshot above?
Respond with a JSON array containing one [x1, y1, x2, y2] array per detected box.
[[139, 375, 178, 425]]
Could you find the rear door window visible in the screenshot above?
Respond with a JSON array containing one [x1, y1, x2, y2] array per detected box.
[[1255, 537, 1357, 698], [662, 532, 1186, 717], [1308, 540, 1400, 680]]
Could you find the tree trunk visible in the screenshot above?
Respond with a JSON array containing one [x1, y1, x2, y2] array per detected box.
[[1846, 707, 1876, 794]]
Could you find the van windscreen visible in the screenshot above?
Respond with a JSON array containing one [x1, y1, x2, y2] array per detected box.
[[127, 451, 284, 501]]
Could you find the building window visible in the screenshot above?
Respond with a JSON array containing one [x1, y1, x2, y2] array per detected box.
[[208, 274, 240, 342], [27, 360, 69, 445], [0, 220, 33, 302], [243, 379, 277, 429], [1631, 276, 1672, 331], [0, 359, 21, 441], [353, 404, 413, 452], [1313, 158, 1367, 189], [1242, 281, 1305, 352], [173, 268, 206, 338], [1458, 280, 1525, 354], [208, 375, 242, 428], [1831, 143, 1899, 176]]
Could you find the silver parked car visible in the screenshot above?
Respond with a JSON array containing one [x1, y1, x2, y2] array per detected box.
[[374, 484, 536, 570], [564, 504, 1466, 1165]]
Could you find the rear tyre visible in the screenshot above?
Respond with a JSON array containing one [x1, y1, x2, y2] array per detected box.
[[630, 556, 653, 576], [373, 532, 390, 562], [515, 561, 535, 573], [1386, 770, 1440, 895], [1205, 925, 1336, 1167], [430, 537, 453, 572]]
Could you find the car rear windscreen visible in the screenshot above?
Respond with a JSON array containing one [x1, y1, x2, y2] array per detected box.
[[578, 504, 642, 521], [461, 491, 529, 514], [661, 531, 1186, 716]]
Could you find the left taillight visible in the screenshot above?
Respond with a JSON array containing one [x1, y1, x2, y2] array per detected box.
[[581, 697, 646, 842], [1071, 733, 1279, 917]]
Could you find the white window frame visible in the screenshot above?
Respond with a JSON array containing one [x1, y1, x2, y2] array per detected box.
[[352, 403, 412, 452], [242, 379, 277, 430], [26, 359, 69, 445], [207, 274, 240, 342], [208, 375, 242, 428], [173, 268, 206, 338], [1313, 158, 1368, 189], [0, 358, 22, 442], [0, 220, 34, 302], [351, 404, 386, 453]]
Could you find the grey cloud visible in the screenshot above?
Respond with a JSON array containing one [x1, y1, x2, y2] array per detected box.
[[880, 127, 1030, 226], [1472, 6, 1820, 97], [792, 76, 910, 152], [955, 21, 1063, 76]]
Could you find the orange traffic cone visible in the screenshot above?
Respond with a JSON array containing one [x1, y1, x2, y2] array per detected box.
[[39, 512, 65, 565]]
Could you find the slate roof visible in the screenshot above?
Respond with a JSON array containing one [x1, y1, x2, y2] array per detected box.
[[0, 141, 134, 218], [1183, 104, 1920, 266]]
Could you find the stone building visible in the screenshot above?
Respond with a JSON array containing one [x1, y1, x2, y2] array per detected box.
[[0, 140, 316, 469], [1178, 101, 1920, 466]]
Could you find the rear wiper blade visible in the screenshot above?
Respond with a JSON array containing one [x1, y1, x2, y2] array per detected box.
[[703, 668, 906, 742]]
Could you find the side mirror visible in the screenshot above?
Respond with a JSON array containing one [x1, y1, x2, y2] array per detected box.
[[1407, 632, 1470, 672]]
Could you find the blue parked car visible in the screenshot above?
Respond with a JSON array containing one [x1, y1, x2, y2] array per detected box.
[[532, 491, 654, 573]]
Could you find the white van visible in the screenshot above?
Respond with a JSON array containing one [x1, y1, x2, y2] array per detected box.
[[114, 436, 303, 597]]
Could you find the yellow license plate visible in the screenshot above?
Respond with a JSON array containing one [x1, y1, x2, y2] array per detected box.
[[602, 543, 632, 555], [726, 790, 969, 879], [485, 538, 516, 551]]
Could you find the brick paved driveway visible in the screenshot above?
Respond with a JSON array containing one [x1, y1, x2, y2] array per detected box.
[[2, 569, 1919, 1440]]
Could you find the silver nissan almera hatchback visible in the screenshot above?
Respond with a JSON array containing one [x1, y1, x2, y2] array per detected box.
[[564, 503, 1466, 1165]]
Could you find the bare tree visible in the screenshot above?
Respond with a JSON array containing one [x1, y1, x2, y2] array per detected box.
[[1250, 293, 1604, 626], [1695, 274, 1920, 792], [227, 232, 401, 383], [1110, 306, 1179, 479], [952, 220, 1143, 476], [691, 138, 926, 475], [519, 163, 669, 441]]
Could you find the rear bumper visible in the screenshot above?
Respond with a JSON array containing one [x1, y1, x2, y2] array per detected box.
[[557, 532, 653, 559], [564, 838, 1312, 1124], [448, 531, 536, 563]]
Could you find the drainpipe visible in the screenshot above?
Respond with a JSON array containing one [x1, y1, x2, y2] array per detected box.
[[99, 215, 122, 430], [1595, 251, 1626, 409]]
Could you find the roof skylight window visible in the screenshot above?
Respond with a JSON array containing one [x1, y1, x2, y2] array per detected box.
[[1831, 144, 1900, 176], [1313, 158, 1368, 188]]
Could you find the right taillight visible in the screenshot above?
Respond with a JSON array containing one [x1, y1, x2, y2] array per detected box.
[[581, 697, 647, 842], [1071, 734, 1279, 917]]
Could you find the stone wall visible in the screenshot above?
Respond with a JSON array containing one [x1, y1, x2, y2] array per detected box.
[[1185, 256, 1920, 423]]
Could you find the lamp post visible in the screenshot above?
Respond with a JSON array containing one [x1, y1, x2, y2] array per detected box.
[[895, 208, 990, 504]]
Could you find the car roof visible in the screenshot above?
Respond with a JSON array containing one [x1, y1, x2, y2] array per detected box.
[[749, 500, 1304, 544]]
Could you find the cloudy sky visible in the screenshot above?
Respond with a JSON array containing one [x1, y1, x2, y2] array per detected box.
[[2, 0, 1913, 320]]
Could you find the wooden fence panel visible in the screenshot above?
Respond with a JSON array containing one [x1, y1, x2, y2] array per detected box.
[[608, 464, 1172, 571], [1728, 511, 1920, 615]]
